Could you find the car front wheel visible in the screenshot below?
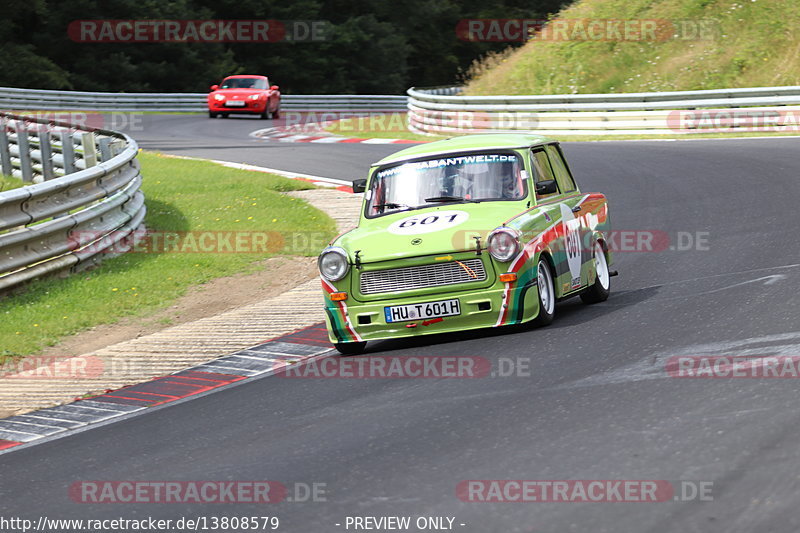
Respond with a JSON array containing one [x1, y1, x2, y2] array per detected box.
[[208, 111, 217, 118], [532, 258, 555, 326], [581, 241, 611, 304]]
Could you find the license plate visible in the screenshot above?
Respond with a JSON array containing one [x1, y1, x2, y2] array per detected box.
[[384, 299, 460, 323], [225, 101, 245, 107]]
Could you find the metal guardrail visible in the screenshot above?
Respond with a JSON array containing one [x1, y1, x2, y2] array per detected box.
[[407, 86, 800, 135], [0, 112, 145, 291], [0, 87, 408, 112]]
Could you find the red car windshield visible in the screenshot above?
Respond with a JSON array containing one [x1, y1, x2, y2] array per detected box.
[[220, 78, 267, 89]]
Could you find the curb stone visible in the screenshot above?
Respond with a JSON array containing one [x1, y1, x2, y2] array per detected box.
[[0, 188, 362, 449]]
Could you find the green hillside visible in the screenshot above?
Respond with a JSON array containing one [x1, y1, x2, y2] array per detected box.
[[465, 0, 800, 95]]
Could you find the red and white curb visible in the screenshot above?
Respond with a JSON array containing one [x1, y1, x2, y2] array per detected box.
[[0, 324, 334, 454], [250, 123, 419, 145]]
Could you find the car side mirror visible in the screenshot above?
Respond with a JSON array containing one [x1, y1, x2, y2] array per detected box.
[[270, 85, 279, 91], [535, 180, 558, 195], [210, 84, 219, 92], [352, 179, 367, 194]]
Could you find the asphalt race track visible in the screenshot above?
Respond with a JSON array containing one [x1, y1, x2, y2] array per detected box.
[[4, 114, 800, 532], [131, 113, 403, 180]]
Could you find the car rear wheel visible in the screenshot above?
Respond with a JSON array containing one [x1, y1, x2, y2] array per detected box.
[[220, 113, 229, 118], [532, 258, 555, 326], [208, 111, 217, 118], [581, 241, 610, 304], [334, 341, 367, 355], [272, 107, 280, 119]]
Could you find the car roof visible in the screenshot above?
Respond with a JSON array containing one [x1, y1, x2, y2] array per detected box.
[[373, 133, 555, 166], [223, 75, 268, 79]]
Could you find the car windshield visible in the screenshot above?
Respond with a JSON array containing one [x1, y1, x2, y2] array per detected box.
[[221, 78, 267, 89], [366, 152, 526, 217]]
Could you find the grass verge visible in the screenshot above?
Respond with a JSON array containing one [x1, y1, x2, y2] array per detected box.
[[465, 0, 800, 95], [0, 175, 24, 192], [0, 151, 336, 360]]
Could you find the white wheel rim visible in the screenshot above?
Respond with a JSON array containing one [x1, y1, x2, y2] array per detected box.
[[594, 242, 610, 290], [538, 260, 554, 314]]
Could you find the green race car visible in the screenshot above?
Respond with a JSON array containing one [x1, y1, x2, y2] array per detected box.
[[318, 134, 614, 355]]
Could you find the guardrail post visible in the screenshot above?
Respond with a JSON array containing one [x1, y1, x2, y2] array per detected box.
[[110, 139, 126, 157], [80, 132, 97, 168], [14, 121, 33, 182], [97, 137, 112, 162], [38, 129, 55, 180], [0, 118, 12, 177], [59, 130, 76, 174]]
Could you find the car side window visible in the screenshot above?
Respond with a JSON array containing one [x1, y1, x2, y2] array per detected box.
[[545, 144, 577, 193], [531, 148, 560, 199]]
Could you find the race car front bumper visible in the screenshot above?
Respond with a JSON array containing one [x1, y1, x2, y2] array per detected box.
[[323, 281, 541, 345]]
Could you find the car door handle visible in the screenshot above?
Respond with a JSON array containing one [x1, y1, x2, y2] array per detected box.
[[572, 206, 582, 213]]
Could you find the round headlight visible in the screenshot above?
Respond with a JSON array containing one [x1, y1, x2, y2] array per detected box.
[[487, 228, 521, 262], [213, 93, 225, 101], [318, 247, 350, 281]]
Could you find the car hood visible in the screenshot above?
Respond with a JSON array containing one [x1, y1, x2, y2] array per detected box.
[[334, 202, 524, 264], [214, 88, 267, 95]]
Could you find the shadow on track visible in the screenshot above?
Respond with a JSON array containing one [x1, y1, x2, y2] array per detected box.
[[363, 286, 660, 354]]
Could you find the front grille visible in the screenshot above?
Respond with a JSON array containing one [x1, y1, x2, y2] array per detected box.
[[360, 258, 487, 295]]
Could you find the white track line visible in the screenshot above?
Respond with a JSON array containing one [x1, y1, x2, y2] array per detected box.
[[209, 160, 352, 188], [160, 153, 352, 188]]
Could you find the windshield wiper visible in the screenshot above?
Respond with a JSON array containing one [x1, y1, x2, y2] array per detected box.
[[425, 196, 464, 203], [373, 202, 408, 209]]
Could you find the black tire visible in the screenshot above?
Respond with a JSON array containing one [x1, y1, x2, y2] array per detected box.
[[208, 111, 217, 118], [272, 107, 280, 119], [260, 109, 270, 119], [532, 257, 555, 327], [581, 241, 611, 304], [220, 113, 229, 118], [334, 341, 367, 355]]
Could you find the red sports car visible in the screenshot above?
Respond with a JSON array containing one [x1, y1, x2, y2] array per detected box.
[[207, 75, 281, 119]]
